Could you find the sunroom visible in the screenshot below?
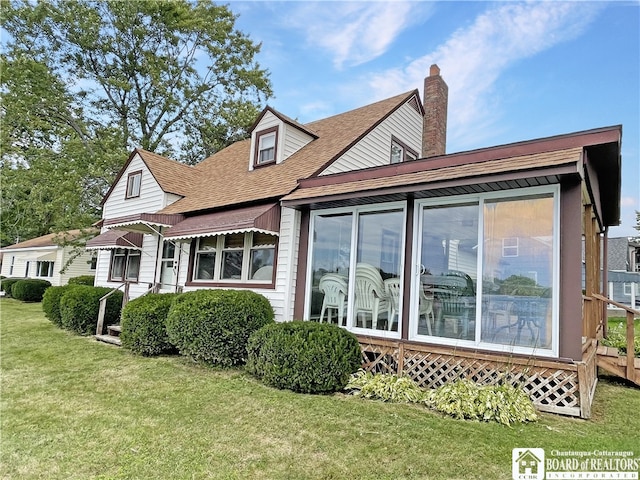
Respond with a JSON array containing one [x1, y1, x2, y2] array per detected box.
[[283, 126, 622, 418]]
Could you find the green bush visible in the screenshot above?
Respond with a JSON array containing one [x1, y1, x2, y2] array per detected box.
[[166, 289, 274, 367], [60, 285, 124, 335], [121, 293, 179, 356], [423, 379, 538, 425], [1, 278, 22, 298], [68, 275, 95, 286], [247, 321, 362, 394], [11, 279, 52, 302], [345, 371, 425, 403], [42, 285, 78, 327]]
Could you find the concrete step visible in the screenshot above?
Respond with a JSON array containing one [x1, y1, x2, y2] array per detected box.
[[107, 324, 122, 336], [95, 334, 122, 346]]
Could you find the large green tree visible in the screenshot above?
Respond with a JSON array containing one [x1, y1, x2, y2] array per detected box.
[[1, 0, 272, 245]]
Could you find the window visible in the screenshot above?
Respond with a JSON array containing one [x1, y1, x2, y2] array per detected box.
[[254, 128, 278, 166], [192, 232, 277, 283], [109, 248, 141, 282], [502, 237, 519, 257], [36, 261, 54, 277], [89, 255, 97, 271], [125, 171, 142, 199], [390, 137, 418, 164], [307, 204, 405, 335], [9, 256, 14, 275], [413, 188, 558, 356]]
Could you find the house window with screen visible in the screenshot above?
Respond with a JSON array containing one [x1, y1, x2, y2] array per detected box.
[[254, 128, 278, 166], [192, 232, 277, 284], [125, 171, 142, 199], [390, 137, 418, 164], [109, 248, 141, 282]]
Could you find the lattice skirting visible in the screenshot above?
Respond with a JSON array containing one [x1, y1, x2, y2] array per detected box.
[[358, 336, 598, 418]]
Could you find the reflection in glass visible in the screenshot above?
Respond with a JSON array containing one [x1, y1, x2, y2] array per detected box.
[[309, 214, 352, 322], [481, 195, 553, 349], [419, 204, 478, 340]]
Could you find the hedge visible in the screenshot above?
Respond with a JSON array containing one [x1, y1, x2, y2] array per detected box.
[[59, 285, 124, 335], [1, 278, 22, 298], [120, 293, 179, 356], [165, 289, 275, 367], [246, 321, 362, 394], [42, 285, 78, 327], [11, 279, 52, 302], [68, 275, 95, 286]]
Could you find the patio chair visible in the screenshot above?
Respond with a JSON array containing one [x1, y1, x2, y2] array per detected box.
[[419, 286, 435, 335], [318, 273, 348, 326], [354, 263, 389, 329], [384, 277, 402, 331]]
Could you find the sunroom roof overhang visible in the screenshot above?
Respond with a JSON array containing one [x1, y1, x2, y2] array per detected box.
[[282, 148, 583, 209], [102, 213, 185, 235], [164, 203, 281, 240]]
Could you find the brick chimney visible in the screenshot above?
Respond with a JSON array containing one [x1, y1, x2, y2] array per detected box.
[[422, 64, 448, 158]]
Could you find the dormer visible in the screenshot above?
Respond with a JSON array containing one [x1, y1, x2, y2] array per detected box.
[[249, 107, 318, 171]]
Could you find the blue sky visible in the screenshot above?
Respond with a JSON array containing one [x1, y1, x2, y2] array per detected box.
[[229, 1, 639, 237]]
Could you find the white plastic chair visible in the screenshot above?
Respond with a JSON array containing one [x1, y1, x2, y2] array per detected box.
[[318, 273, 348, 326], [354, 263, 389, 329], [384, 277, 402, 331]]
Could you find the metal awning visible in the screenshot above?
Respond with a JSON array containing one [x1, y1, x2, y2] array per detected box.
[[164, 203, 281, 240], [85, 229, 143, 250], [36, 251, 57, 261], [102, 213, 185, 235]]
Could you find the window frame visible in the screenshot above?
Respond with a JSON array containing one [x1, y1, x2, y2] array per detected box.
[[305, 202, 407, 340], [36, 260, 54, 277], [188, 231, 277, 287], [253, 127, 279, 167], [125, 170, 142, 199], [410, 185, 560, 357], [108, 248, 141, 283], [390, 136, 419, 164]]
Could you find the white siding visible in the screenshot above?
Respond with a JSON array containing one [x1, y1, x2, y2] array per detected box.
[[57, 248, 97, 285], [320, 101, 423, 175], [102, 154, 168, 220], [282, 124, 314, 162]]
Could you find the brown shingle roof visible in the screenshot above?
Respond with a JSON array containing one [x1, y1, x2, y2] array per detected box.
[[2, 229, 96, 250], [136, 149, 197, 197], [159, 91, 418, 214], [281, 147, 584, 204]]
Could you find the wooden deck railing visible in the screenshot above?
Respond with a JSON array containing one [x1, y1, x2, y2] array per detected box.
[[96, 283, 130, 336], [591, 293, 639, 384]]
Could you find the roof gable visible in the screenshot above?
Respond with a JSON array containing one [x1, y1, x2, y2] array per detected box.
[[160, 90, 419, 215], [101, 149, 196, 206], [2, 229, 95, 251]]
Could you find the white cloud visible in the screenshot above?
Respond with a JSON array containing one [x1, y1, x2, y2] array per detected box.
[[367, 2, 604, 150], [285, 1, 431, 69]]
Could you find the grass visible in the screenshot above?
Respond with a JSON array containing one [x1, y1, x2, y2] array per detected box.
[[2, 299, 640, 480]]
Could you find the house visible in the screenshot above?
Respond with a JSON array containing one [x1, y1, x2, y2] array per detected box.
[[1, 229, 97, 286], [605, 237, 640, 308], [89, 65, 625, 418]]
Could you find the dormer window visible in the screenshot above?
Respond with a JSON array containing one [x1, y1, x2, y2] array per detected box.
[[254, 127, 278, 166], [125, 171, 142, 199], [390, 137, 418, 164]]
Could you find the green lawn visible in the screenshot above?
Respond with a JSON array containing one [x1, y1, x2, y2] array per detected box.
[[2, 299, 639, 480]]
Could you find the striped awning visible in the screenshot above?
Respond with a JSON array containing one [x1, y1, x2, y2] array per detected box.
[[164, 203, 280, 240], [85, 229, 143, 250], [102, 213, 184, 235]]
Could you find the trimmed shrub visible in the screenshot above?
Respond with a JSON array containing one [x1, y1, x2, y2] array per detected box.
[[1, 278, 22, 298], [120, 293, 179, 356], [60, 285, 123, 335], [11, 279, 52, 302], [68, 275, 95, 286], [42, 285, 78, 327], [246, 321, 362, 394], [166, 289, 274, 367]]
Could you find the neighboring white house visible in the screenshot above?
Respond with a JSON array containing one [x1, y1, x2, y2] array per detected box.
[[1, 229, 97, 287]]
